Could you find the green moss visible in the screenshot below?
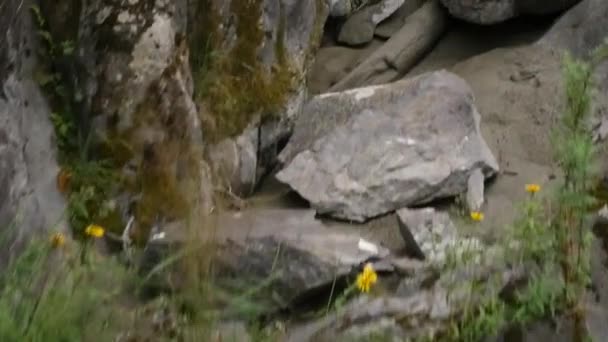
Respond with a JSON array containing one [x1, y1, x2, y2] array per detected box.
[[306, 0, 328, 67], [193, 0, 296, 142], [101, 45, 204, 244]]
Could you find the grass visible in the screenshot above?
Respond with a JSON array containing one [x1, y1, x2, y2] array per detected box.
[[0, 231, 132, 341]]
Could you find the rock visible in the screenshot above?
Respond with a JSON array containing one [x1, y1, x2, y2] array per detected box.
[[538, 0, 608, 57], [141, 209, 390, 311], [0, 0, 67, 261], [375, 0, 426, 39], [308, 42, 384, 95], [439, 0, 580, 25], [329, 0, 448, 92], [389, 257, 428, 276], [211, 321, 252, 342], [286, 293, 446, 341], [338, 317, 407, 341], [277, 71, 499, 222], [396, 208, 458, 262], [466, 168, 485, 211], [287, 259, 524, 341], [329, 0, 369, 17], [287, 238, 528, 342], [395, 267, 439, 297], [338, 0, 406, 45], [202, 0, 329, 196], [35, 1, 214, 241]]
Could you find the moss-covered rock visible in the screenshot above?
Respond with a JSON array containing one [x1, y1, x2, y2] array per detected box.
[[55, 0, 213, 243], [191, 0, 329, 196]]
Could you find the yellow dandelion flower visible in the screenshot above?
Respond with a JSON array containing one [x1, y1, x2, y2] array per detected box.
[[85, 224, 105, 238], [470, 211, 484, 222], [525, 184, 541, 194], [50, 232, 66, 248], [356, 263, 378, 293]]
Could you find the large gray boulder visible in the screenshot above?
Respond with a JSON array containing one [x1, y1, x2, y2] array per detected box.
[[277, 71, 499, 222], [0, 0, 67, 260], [140, 208, 390, 311], [439, 0, 580, 24]]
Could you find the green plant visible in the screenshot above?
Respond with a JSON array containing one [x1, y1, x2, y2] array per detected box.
[[549, 49, 602, 341], [440, 43, 608, 342], [31, 4, 121, 237], [0, 232, 132, 341]]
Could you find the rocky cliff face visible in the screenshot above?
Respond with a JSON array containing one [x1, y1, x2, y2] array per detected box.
[[15, 0, 329, 242], [0, 0, 67, 261]]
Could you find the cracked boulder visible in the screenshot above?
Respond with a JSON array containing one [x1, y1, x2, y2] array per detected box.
[[277, 71, 499, 222], [439, 0, 580, 24]]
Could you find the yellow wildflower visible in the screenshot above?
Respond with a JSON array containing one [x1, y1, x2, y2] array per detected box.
[[525, 184, 541, 194], [470, 211, 484, 222], [356, 263, 378, 293], [50, 232, 66, 248], [85, 224, 105, 238]]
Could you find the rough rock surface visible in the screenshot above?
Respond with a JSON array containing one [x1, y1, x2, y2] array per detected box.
[[338, 0, 406, 45], [375, 0, 426, 39], [277, 71, 499, 222], [308, 41, 384, 94], [329, 0, 448, 92], [439, 0, 580, 24], [288, 246, 522, 341], [328, 0, 370, 17], [466, 168, 485, 211], [396, 208, 458, 262], [0, 0, 67, 260], [41, 1, 215, 239], [539, 0, 608, 57], [141, 209, 390, 309], [204, 0, 329, 196]]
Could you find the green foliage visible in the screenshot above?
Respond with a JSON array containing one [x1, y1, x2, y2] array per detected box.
[[65, 160, 120, 236], [450, 295, 507, 342], [0, 236, 131, 341], [551, 53, 598, 309], [442, 44, 607, 342], [31, 4, 120, 237]]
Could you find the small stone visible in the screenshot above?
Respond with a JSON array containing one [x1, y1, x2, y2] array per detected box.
[[396, 207, 458, 263], [466, 168, 485, 211]]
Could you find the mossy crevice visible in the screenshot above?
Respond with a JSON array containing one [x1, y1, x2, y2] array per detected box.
[[192, 0, 297, 142], [101, 39, 204, 244]]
